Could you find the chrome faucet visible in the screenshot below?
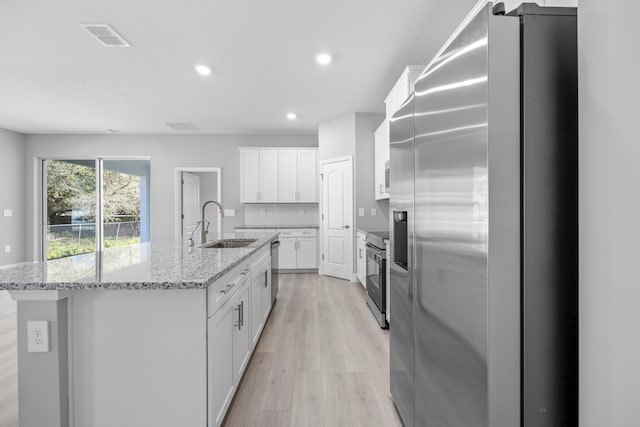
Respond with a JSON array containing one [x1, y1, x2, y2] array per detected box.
[[200, 200, 225, 244], [188, 221, 203, 247]]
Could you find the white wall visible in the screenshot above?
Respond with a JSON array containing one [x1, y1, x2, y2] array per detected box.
[[318, 114, 356, 162], [23, 134, 317, 261], [0, 128, 25, 266], [318, 113, 388, 230], [192, 172, 219, 233], [355, 113, 388, 230], [579, 0, 640, 425]]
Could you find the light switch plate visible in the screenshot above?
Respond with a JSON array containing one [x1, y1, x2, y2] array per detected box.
[[223, 209, 236, 217], [371, 208, 377, 216], [27, 321, 49, 353], [4, 245, 10, 253], [358, 208, 364, 217], [3, 209, 12, 217]]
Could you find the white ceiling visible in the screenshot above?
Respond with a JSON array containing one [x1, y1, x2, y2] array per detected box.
[[0, 0, 477, 135]]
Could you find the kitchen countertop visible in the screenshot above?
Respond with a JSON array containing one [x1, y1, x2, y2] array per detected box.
[[357, 228, 390, 245], [0, 232, 278, 291], [235, 225, 319, 229]]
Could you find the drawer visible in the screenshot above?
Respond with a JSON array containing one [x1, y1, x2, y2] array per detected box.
[[277, 228, 317, 238], [207, 259, 251, 318], [357, 231, 367, 242], [250, 245, 270, 268]]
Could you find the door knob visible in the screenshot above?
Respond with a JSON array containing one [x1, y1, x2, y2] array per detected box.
[[342, 225, 350, 229]]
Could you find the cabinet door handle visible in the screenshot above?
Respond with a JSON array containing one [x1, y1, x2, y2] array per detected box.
[[240, 300, 244, 328], [264, 271, 268, 288], [234, 303, 242, 330], [220, 283, 234, 294]]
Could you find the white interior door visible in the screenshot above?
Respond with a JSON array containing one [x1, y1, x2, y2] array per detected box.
[[321, 158, 353, 280], [182, 172, 200, 236]]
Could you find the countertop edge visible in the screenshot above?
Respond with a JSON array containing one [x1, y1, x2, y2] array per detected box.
[[0, 233, 278, 291]]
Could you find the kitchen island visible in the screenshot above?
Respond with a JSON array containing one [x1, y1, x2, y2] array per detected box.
[[0, 232, 278, 427]]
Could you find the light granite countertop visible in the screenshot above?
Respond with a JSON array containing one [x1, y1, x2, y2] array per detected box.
[[0, 232, 278, 291]]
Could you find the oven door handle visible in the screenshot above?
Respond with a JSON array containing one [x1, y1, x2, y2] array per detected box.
[[366, 244, 386, 262]]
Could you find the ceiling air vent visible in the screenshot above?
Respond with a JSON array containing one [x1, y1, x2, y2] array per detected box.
[[81, 24, 130, 47], [165, 122, 199, 131]]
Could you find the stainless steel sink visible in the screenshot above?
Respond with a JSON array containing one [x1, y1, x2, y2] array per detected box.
[[201, 239, 257, 249]]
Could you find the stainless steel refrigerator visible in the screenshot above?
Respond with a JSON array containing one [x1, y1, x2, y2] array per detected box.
[[389, 3, 578, 427]]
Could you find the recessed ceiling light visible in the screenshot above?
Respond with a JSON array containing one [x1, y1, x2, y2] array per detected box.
[[194, 65, 211, 76], [315, 53, 332, 65], [286, 113, 297, 120]]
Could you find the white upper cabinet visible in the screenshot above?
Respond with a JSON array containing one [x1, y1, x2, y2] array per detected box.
[[240, 149, 261, 203], [296, 149, 318, 202], [375, 65, 425, 201], [384, 65, 425, 119], [374, 119, 390, 200], [278, 149, 298, 202], [259, 149, 279, 202], [242, 147, 317, 203], [240, 149, 279, 203]]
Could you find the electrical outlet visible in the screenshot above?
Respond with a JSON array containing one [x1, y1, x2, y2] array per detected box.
[[3, 209, 12, 217], [223, 209, 236, 217], [27, 321, 49, 353], [4, 245, 10, 253], [371, 208, 377, 216], [359, 208, 365, 217]]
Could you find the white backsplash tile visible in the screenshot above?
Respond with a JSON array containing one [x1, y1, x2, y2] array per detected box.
[[244, 203, 319, 227]]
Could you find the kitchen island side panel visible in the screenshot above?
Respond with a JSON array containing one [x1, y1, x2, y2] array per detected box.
[[71, 289, 207, 427]]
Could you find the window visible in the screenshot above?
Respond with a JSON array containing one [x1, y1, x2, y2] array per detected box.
[[43, 159, 151, 260]]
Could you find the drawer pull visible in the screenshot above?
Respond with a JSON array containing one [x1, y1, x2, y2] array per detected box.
[[220, 283, 234, 294]]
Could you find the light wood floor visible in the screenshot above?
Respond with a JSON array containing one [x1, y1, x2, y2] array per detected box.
[[223, 273, 402, 427], [0, 290, 18, 427]]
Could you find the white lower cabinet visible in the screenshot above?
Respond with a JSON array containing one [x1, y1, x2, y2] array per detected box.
[[261, 263, 272, 323], [296, 237, 317, 269], [231, 283, 251, 385], [277, 229, 318, 270], [207, 250, 272, 426], [251, 257, 271, 348], [208, 302, 234, 427], [278, 237, 298, 269]]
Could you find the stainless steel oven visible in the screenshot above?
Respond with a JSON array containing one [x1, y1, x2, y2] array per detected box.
[[365, 233, 388, 328]]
